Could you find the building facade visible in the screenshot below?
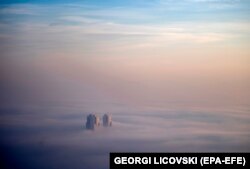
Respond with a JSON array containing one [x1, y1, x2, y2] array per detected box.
[[103, 114, 112, 127], [86, 114, 100, 130]]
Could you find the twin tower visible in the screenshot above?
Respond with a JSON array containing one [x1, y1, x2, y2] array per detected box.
[[86, 114, 112, 130]]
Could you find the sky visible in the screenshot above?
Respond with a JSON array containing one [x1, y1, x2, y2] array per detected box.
[[0, 0, 250, 110], [0, 0, 250, 111], [0, 1, 250, 168]]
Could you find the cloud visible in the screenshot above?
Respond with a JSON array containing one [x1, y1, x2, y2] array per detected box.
[[0, 4, 37, 15], [0, 2, 248, 51], [0, 106, 250, 169], [61, 16, 102, 24], [3, 20, 234, 47]]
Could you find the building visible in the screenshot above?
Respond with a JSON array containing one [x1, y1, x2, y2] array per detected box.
[[103, 114, 112, 127], [86, 114, 100, 130]]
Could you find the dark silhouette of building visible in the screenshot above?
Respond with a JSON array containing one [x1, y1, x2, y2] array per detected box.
[[86, 114, 100, 130], [103, 114, 112, 127]]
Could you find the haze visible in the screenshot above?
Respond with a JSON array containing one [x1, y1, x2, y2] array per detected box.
[[0, 0, 250, 169]]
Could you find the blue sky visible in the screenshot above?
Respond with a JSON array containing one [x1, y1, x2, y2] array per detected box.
[[0, 0, 249, 49], [0, 0, 249, 24]]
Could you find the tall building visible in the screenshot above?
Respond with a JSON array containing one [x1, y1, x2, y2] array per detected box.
[[86, 114, 100, 130], [103, 114, 112, 127]]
